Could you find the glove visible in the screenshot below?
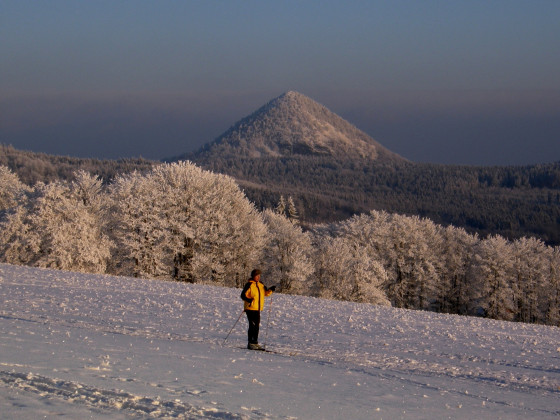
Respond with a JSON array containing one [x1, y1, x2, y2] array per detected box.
[[269, 285, 276, 292]]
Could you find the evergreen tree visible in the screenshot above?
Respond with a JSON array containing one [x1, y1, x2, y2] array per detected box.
[[276, 195, 287, 216], [287, 196, 299, 223]]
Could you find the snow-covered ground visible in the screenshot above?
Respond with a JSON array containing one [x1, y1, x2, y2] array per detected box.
[[0, 263, 559, 419]]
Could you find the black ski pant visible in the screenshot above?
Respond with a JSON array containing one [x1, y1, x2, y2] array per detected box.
[[245, 310, 260, 344]]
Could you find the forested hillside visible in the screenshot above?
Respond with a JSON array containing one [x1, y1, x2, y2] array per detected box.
[[194, 155, 560, 245], [0, 144, 154, 185]]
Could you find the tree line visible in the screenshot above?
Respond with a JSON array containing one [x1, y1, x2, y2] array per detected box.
[[1, 162, 558, 326], [0, 144, 154, 185]]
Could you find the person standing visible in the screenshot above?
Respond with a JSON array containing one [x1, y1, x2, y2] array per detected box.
[[240, 269, 275, 350]]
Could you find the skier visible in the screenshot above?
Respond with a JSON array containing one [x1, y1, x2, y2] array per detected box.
[[240, 269, 275, 350]]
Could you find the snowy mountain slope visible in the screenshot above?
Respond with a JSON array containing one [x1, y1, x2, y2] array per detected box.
[[178, 91, 405, 162], [1, 263, 559, 419]]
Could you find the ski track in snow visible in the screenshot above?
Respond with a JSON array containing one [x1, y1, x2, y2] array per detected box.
[[0, 263, 559, 419]]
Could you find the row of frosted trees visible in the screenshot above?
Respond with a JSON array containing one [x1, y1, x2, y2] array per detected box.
[[327, 212, 560, 325], [1, 163, 558, 325]]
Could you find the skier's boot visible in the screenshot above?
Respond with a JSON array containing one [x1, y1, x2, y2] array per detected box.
[[247, 343, 264, 350]]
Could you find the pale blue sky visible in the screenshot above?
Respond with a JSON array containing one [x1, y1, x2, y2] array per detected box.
[[1, 0, 559, 164]]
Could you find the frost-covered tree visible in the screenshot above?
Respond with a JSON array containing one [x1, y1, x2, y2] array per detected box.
[[276, 195, 286, 216], [275, 195, 299, 223], [335, 211, 441, 310], [312, 236, 353, 300], [544, 247, 560, 326], [108, 161, 266, 286], [439, 225, 479, 314], [71, 170, 104, 209], [0, 204, 39, 265], [469, 235, 516, 320], [0, 165, 30, 211], [388, 214, 442, 310], [0, 178, 112, 273], [262, 209, 313, 294], [107, 171, 167, 278], [286, 196, 299, 223], [312, 236, 389, 306], [511, 237, 549, 323]]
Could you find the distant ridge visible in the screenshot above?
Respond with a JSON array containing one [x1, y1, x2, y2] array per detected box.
[[177, 91, 405, 163]]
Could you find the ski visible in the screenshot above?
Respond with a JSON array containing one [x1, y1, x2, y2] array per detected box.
[[252, 347, 281, 354], [239, 346, 297, 356], [239, 346, 276, 353]]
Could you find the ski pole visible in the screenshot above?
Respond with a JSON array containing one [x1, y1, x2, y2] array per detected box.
[[223, 309, 245, 345], [263, 292, 274, 349]]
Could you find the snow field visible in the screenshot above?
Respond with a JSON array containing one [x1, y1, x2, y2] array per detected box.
[[1, 263, 559, 419]]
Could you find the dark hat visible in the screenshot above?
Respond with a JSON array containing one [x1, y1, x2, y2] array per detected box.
[[251, 269, 261, 278]]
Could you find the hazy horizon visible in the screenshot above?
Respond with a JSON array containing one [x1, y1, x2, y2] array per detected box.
[[1, 1, 559, 165]]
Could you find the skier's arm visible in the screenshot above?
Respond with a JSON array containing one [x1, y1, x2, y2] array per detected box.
[[240, 283, 253, 303]]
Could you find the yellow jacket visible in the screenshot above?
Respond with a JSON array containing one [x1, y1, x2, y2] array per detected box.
[[241, 279, 272, 311]]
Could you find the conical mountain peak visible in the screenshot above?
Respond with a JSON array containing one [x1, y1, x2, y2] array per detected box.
[[188, 91, 404, 162]]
